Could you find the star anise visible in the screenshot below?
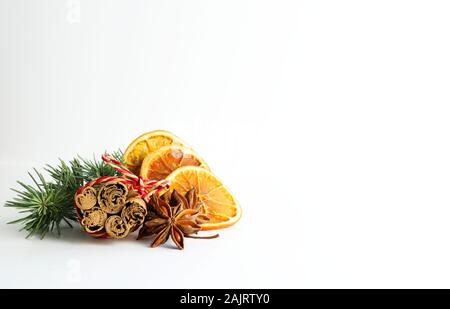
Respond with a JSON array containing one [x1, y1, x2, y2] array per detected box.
[[170, 188, 211, 224], [138, 188, 217, 250]]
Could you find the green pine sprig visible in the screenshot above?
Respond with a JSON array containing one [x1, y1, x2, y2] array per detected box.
[[5, 150, 124, 239], [78, 149, 124, 182]]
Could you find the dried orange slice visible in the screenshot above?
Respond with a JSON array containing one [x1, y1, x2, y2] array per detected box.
[[140, 145, 209, 181], [166, 166, 241, 230], [123, 130, 184, 175]]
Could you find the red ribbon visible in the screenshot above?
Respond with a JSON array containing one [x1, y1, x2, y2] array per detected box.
[[101, 153, 170, 201]]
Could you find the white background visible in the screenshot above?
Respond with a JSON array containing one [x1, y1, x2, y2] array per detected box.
[[1, 0, 450, 288]]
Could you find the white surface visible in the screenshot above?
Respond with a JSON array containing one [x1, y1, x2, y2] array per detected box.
[[1, 0, 450, 288]]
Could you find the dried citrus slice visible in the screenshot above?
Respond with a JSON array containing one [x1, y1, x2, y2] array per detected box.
[[166, 166, 241, 230], [123, 130, 184, 175], [140, 145, 210, 181]]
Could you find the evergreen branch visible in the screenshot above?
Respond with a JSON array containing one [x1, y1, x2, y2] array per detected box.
[[5, 170, 77, 239], [5, 150, 123, 239], [78, 149, 123, 182]]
